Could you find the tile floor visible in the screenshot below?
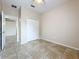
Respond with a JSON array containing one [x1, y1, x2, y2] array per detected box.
[[0, 37, 79, 59]]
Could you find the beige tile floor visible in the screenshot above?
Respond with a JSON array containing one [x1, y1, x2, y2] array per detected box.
[[0, 37, 79, 59]]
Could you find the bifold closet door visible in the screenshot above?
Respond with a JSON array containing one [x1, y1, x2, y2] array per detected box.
[[26, 19, 39, 42], [21, 19, 39, 44]]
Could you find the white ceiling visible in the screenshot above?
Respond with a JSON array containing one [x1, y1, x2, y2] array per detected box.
[[2, 0, 69, 13]]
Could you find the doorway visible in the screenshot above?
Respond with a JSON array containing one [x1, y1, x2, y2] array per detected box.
[[5, 18, 17, 48]]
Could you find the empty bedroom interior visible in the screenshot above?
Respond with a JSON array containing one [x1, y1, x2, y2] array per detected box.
[[0, 0, 79, 59]]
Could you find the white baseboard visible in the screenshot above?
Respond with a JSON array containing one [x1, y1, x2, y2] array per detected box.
[[40, 39, 79, 51]]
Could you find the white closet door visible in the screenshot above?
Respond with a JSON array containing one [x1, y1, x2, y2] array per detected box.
[[26, 19, 39, 42], [21, 19, 39, 44]]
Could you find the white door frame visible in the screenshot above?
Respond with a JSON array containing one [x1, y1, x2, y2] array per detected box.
[[2, 14, 19, 50]]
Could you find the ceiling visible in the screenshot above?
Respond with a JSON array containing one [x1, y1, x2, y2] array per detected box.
[[2, 0, 69, 14]]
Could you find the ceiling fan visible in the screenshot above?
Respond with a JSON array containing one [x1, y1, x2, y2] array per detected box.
[[31, 0, 45, 8]]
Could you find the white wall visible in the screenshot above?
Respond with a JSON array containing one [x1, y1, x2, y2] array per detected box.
[[41, 0, 79, 50], [21, 7, 40, 44], [3, 5, 18, 17], [2, 0, 18, 17], [6, 20, 16, 36]]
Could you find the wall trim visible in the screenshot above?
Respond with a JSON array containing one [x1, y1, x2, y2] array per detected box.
[[40, 39, 79, 51]]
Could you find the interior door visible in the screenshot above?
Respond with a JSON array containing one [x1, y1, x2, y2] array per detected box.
[[0, 12, 5, 50], [21, 19, 39, 44], [26, 19, 39, 41], [0, 12, 2, 50], [2, 11, 6, 50]]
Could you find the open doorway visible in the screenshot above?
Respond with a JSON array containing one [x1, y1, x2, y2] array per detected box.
[[5, 18, 17, 48]]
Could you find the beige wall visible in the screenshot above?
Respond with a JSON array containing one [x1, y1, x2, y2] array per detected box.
[[0, 0, 2, 12], [41, 0, 79, 50]]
